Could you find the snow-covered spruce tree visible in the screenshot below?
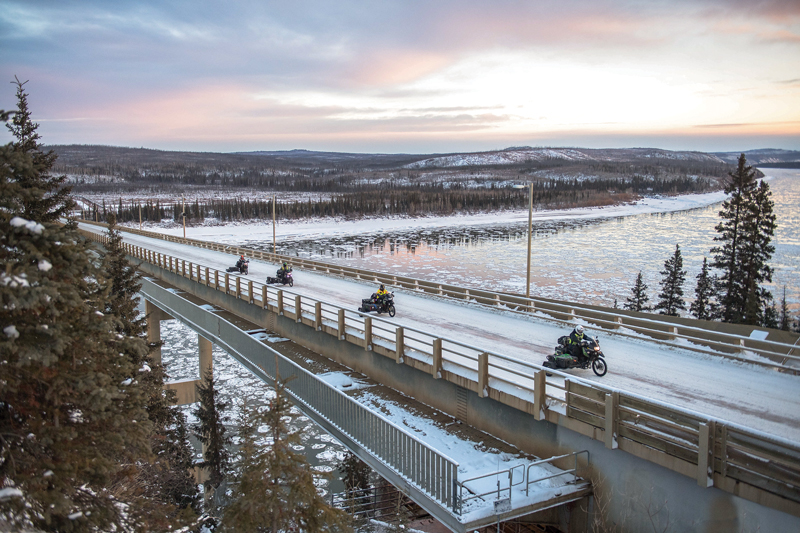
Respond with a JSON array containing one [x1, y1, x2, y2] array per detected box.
[[0, 127, 152, 531], [654, 244, 687, 316], [711, 154, 777, 325], [193, 368, 231, 501], [102, 214, 199, 522], [624, 272, 650, 312], [741, 180, 777, 326], [6, 77, 73, 223], [690, 257, 718, 320], [223, 380, 351, 533]]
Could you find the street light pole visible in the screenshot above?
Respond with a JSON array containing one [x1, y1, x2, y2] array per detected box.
[[272, 194, 276, 255], [526, 183, 533, 298], [182, 196, 186, 239]]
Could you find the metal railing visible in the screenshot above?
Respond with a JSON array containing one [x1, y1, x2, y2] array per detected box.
[[77, 219, 800, 372], [82, 228, 800, 518]]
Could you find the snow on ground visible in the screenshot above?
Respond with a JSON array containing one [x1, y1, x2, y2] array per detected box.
[[84, 220, 800, 442], [132, 191, 728, 244]]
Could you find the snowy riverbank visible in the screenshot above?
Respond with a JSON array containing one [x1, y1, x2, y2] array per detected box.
[[137, 190, 728, 244]]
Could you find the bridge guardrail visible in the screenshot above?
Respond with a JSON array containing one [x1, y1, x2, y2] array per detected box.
[[82, 227, 800, 518], [76, 219, 800, 372]]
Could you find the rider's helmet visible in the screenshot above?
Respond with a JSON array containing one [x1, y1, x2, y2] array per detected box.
[[380, 284, 385, 291], [282, 262, 287, 268], [240, 254, 244, 260], [575, 325, 584, 334]]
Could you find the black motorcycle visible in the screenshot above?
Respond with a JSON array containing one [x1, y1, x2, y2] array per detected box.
[[543, 334, 608, 377], [266, 268, 293, 287], [226, 259, 249, 275], [359, 292, 396, 317]]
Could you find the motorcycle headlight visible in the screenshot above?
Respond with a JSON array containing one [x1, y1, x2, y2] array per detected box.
[[594, 346, 600, 351]]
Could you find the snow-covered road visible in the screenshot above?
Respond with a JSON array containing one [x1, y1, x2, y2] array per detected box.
[[86, 223, 800, 441]]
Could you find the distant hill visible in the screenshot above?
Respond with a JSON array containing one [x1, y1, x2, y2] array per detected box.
[[403, 147, 726, 169], [50, 144, 736, 171], [711, 149, 800, 166]]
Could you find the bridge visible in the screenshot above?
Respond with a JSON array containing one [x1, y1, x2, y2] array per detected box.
[[80, 221, 800, 532]]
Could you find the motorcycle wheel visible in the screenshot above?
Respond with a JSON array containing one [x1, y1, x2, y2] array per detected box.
[[542, 360, 554, 377], [388, 305, 396, 317], [592, 357, 608, 377], [289, 279, 293, 287]]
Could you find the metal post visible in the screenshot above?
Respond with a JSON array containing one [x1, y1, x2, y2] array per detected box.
[[182, 196, 186, 239], [395, 327, 404, 363], [526, 183, 533, 299], [272, 194, 276, 254], [138, 203, 142, 230]]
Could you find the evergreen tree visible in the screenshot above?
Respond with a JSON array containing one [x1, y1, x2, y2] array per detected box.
[[779, 287, 791, 331], [193, 368, 231, 498], [103, 213, 200, 521], [223, 380, 351, 533], [6, 77, 73, 223], [711, 154, 777, 324], [624, 272, 650, 312], [654, 244, 687, 316], [690, 257, 718, 320], [0, 119, 152, 531]]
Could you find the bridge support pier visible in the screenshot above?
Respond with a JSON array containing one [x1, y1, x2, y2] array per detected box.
[[145, 300, 173, 364]]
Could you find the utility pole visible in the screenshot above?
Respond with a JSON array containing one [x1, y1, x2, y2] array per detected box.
[[526, 183, 533, 298], [139, 203, 142, 230], [272, 194, 276, 254], [182, 196, 186, 239]]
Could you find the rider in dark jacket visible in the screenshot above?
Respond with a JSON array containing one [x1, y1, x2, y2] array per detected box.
[[566, 325, 586, 359], [236, 255, 246, 271]]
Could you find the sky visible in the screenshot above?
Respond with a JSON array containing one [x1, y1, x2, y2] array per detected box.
[[1, 0, 799, 154]]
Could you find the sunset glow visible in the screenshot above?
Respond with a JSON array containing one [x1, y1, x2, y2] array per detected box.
[[1, 0, 798, 153]]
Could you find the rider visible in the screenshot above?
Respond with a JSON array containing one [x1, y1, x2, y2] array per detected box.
[[375, 284, 388, 304], [277, 261, 291, 281], [566, 325, 586, 360], [236, 254, 246, 271]]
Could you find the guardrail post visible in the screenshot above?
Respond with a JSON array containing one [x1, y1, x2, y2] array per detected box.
[[277, 290, 284, 316], [737, 339, 747, 355], [615, 317, 623, 329], [295, 295, 302, 323], [464, 289, 470, 301], [338, 309, 345, 340], [205, 267, 209, 286], [395, 327, 404, 363], [188, 262, 192, 280], [236, 276, 241, 298], [533, 370, 546, 421], [214, 270, 219, 290], [697, 421, 714, 487], [364, 317, 372, 351], [604, 392, 619, 449], [478, 352, 489, 397], [314, 302, 322, 330], [181, 259, 186, 276], [432, 338, 442, 378], [669, 326, 679, 340], [248, 281, 254, 303], [262, 285, 268, 309]]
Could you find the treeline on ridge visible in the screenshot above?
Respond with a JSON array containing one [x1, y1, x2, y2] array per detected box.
[[87, 175, 713, 223]]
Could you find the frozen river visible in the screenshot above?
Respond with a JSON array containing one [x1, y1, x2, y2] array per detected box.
[[264, 168, 799, 312]]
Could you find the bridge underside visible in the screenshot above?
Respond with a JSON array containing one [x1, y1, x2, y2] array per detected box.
[[141, 276, 592, 532]]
